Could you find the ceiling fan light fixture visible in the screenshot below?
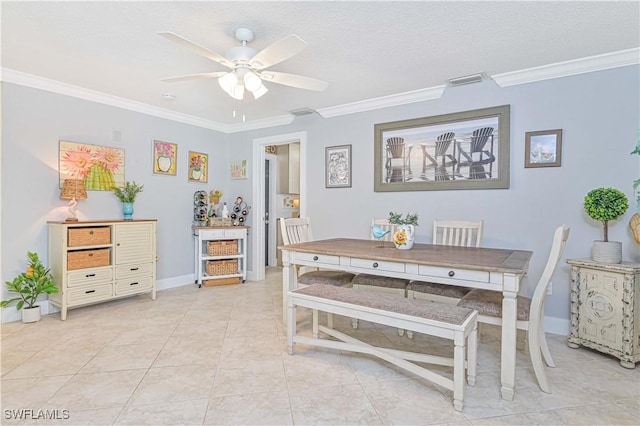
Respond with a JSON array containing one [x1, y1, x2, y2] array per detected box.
[[229, 84, 245, 100], [251, 84, 268, 99], [244, 71, 262, 92], [218, 72, 238, 92]]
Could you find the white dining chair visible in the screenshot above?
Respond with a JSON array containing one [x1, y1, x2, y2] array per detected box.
[[407, 219, 484, 305], [457, 225, 570, 393]]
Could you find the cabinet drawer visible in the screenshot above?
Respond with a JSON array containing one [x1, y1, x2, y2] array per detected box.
[[67, 268, 113, 287], [200, 229, 224, 240], [68, 249, 111, 270], [115, 263, 153, 279], [68, 227, 111, 247], [115, 276, 153, 296], [350, 257, 405, 273], [418, 265, 489, 282], [67, 283, 113, 305], [223, 229, 246, 239], [295, 252, 340, 265]]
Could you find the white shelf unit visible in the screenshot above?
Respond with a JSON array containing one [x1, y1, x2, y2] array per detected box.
[[48, 220, 157, 320], [193, 226, 248, 287]]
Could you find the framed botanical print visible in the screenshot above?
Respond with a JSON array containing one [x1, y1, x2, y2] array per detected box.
[[153, 140, 177, 175], [59, 141, 125, 190], [188, 151, 208, 183]]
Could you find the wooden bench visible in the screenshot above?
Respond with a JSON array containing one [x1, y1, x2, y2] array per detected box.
[[287, 284, 478, 412]]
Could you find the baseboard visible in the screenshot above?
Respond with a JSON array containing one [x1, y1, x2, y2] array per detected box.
[[155, 274, 196, 291], [544, 315, 570, 336]]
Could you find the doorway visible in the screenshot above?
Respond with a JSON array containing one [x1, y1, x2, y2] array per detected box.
[[250, 131, 307, 282]]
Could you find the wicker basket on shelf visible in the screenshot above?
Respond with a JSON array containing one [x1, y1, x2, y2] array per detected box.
[[206, 259, 238, 276], [207, 240, 238, 256], [208, 217, 232, 227]]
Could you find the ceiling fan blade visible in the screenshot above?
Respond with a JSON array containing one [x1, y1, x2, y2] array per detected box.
[[159, 32, 233, 69], [161, 72, 228, 82], [249, 34, 308, 70], [261, 71, 329, 91]]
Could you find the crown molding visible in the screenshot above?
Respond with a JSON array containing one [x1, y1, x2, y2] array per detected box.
[[0, 68, 294, 134], [316, 85, 446, 118], [492, 48, 640, 87]]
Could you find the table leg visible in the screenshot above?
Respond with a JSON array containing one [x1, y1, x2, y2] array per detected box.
[[500, 286, 518, 401]]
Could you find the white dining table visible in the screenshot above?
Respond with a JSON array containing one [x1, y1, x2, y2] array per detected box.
[[279, 238, 532, 401]]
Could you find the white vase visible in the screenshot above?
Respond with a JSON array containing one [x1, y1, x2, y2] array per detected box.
[[592, 240, 622, 264], [191, 169, 202, 180], [157, 156, 172, 172], [393, 225, 415, 250], [22, 306, 41, 323]]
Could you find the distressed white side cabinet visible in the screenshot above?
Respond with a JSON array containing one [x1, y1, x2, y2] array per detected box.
[[566, 258, 640, 368], [48, 220, 157, 320]]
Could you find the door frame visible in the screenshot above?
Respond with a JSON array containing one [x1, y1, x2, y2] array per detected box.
[[250, 131, 307, 281], [265, 153, 278, 267]]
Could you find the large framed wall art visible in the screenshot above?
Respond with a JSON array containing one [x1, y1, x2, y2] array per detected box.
[[374, 105, 510, 192], [59, 141, 125, 191]]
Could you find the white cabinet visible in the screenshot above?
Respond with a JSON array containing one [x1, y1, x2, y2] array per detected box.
[[48, 220, 157, 320], [193, 226, 248, 287], [567, 258, 640, 368]]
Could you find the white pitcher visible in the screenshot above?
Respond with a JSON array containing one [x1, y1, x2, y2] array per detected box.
[[393, 225, 415, 250]]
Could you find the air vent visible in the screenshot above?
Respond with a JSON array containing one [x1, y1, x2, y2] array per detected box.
[[289, 108, 316, 116], [447, 73, 486, 87]]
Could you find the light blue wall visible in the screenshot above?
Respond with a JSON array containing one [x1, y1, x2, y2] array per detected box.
[[2, 65, 639, 327]]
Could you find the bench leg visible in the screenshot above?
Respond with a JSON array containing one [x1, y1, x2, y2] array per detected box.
[[351, 318, 359, 329], [312, 309, 319, 338], [287, 299, 296, 355], [453, 335, 465, 412], [467, 323, 478, 386]]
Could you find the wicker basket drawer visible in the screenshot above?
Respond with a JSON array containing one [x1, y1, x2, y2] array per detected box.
[[115, 276, 153, 296], [67, 267, 113, 287], [207, 240, 238, 256], [67, 249, 111, 270], [68, 226, 111, 247], [206, 259, 238, 276], [67, 283, 113, 305]]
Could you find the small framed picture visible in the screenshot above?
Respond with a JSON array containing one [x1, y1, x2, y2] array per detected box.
[[188, 151, 208, 183], [153, 140, 177, 176], [231, 160, 248, 179], [325, 144, 352, 188], [525, 129, 562, 168]]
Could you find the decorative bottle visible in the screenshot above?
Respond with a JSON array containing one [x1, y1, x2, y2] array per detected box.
[[221, 202, 230, 219]]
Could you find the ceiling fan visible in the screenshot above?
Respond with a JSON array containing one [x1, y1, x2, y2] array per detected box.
[[159, 28, 329, 100]]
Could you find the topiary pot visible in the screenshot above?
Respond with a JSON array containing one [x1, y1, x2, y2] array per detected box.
[[592, 241, 622, 264]]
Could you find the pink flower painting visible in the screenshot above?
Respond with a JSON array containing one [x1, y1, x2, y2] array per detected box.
[[59, 141, 125, 191]]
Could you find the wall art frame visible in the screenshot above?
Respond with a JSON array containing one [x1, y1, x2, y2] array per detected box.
[[231, 160, 248, 179], [524, 129, 562, 168], [374, 105, 510, 192], [188, 151, 208, 183], [59, 140, 125, 191], [153, 140, 177, 176], [326, 144, 352, 188]]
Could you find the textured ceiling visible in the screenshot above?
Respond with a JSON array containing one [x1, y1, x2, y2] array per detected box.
[[2, 1, 639, 127]]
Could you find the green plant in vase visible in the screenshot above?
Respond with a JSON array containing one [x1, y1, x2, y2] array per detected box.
[[630, 139, 640, 243], [584, 187, 628, 263], [388, 211, 419, 250], [1, 252, 59, 323], [112, 181, 144, 220]]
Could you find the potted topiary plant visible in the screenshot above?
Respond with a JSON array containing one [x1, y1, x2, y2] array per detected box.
[[112, 181, 144, 220], [630, 140, 640, 243], [388, 211, 419, 250], [584, 187, 629, 263], [1, 252, 59, 323]]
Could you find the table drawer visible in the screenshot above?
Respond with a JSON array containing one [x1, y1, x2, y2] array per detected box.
[[418, 265, 489, 282], [68, 226, 111, 247], [224, 229, 246, 239], [67, 283, 113, 305], [115, 262, 153, 279], [67, 268, 113, 287], [350, 257, 405, 273], [200, 229, 224, 240], [115, 276, 153, 296], [295, 252, 340, 266]]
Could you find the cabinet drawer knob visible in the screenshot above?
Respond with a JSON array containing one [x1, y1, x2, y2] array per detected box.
[[85, 273, 96, 278], [448, 270, 455, 277], [130, 267, 139, 271], [313, 256, 319, 261], [85, 290, 95, 294], [372, 262, 379, 268], [130, 282, 139, 286], [89, 230, 94, 235], [88, 253, 93, 257]]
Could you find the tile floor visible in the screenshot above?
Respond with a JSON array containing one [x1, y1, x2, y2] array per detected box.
[[1, 268, 638, 425]]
